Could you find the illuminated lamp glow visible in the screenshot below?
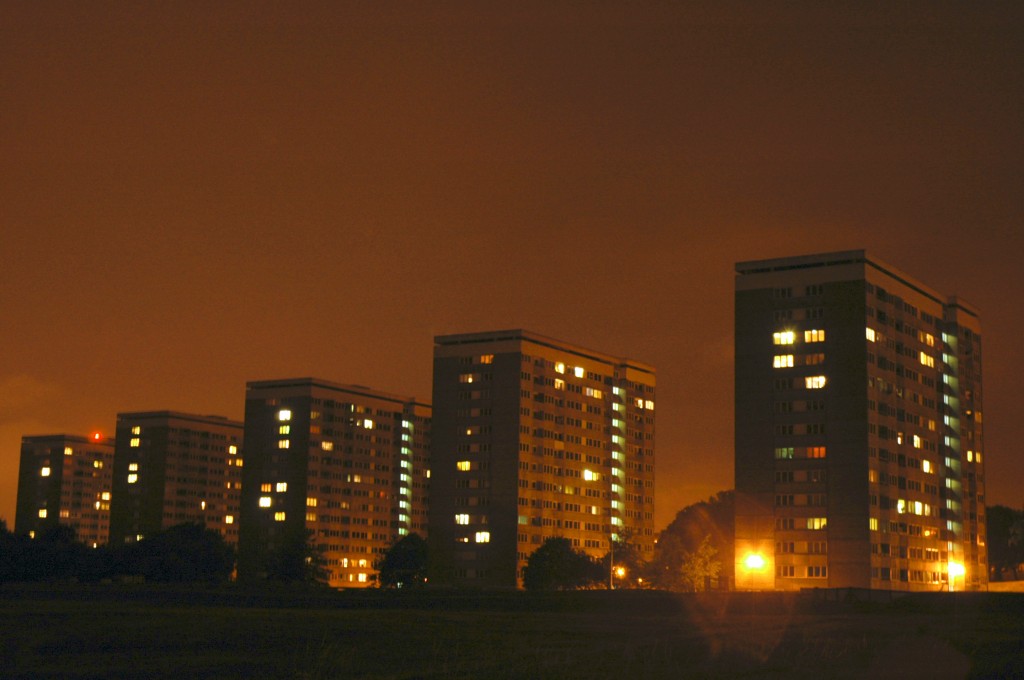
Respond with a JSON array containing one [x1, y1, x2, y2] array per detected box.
[[91, 432, 103, 442], [743, 553, 766, 570], [948, 562, 965, 578]]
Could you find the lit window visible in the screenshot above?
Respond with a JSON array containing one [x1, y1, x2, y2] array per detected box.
[[127, 474, 138, 484], [807, 446, 826, 459], [200, 500, 207, 510], [805, 329, 826, 343], [923, 460, 933, 473], [919, 352, 935, 368], [866, 327, 876, 342], [459, 373, 475, 384], [774, 447, 794, 460], [131, 426, 141, 435], [63, 447, 73, 456], [555, 362, 565, 374], [966, 451, 973, 463], [279, 425, 290, 435], [225, 515, 234, 524], [554, 379, 565, 390], [586, 388, 603, 399], [479, 354, 494, 364], [40, 467, 51, 477], [455, 514, 470, 525], [913, 435, 922, 449], [130, 438, 140, 448], [456, 460, 472, 471], [228, 445, 237, 455], [573, 366, 585, 378], [806, 517, 827, 530], [93, 460, 103, 468], [259, 496, 272, 508], [363, 419, 374, 429], [583, 469, 599, 482], [276, 482, 287, 493], [805, 376, 827, 389], [321, 441, 333, 451], [278, 409, 292, 421], [260, 483, 272, 492], [274, 512, 286, 522], [38, 509, 47, 518], [645, 400, 654, 410], [773, 331, 796, 345], [307, 497, 318, 507], [773, 355, 794, 368], [277, 440, 290, 449], [306, 512, 317, 522], [101, 492, 111, 501], [475, 531, 491, 543], [128, 463, 138, 471], [357, 573, 367, 583]]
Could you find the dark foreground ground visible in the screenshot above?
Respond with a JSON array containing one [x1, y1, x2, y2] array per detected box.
[[1, 585, 1022, 679]]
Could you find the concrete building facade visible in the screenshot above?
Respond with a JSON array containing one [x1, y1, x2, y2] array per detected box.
[[430, 330, 656, 588], [237, 378, 430, 588], [15, 434, 114, 547], [108, 411, 244, 546], [735, 250, 987, 591]]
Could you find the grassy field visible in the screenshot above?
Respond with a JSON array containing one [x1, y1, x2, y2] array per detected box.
[[1, 585, 1022, 679]]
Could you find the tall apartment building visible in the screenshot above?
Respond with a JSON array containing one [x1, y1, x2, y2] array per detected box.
[[109, 411, 244, 546], [430, 330, 656, 588], [237, 378, 430, 588], [15, 434, 114, 547], [735, 250, 986, 591]]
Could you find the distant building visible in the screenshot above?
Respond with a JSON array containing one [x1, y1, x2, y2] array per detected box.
[[15, 434, 114, 547], [734, 250, 987, 591], [108, 411, 244, 546], [237, 378, 430, 588], [430, 330, 656, 588]]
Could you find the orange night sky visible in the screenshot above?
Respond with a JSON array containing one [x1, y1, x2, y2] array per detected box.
[[2, 2, 1022, 530]]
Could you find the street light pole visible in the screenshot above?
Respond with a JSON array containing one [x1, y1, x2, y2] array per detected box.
[[609, 536, 614, 590]]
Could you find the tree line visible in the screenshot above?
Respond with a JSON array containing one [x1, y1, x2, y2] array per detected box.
[[0, 520, 234, 585], [6, 495, 1021, 589], [377, 491, 735, 591]]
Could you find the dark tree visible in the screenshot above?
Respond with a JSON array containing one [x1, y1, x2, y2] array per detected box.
[[659, 490, 734, 588], [523, 537, 602, 591], [0, 519, 26, 584], [376, 533, 428, 588], [987, 505, 1024, 581], [27, 524, 88, 582], [603, 530, 647, 589], [679, 535, 722, 592], [124, 523, 235, 583], [647, 532, 687, 590], [266, 527, 329, 584]]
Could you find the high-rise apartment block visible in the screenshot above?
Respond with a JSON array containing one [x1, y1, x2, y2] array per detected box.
[[15, 434, 114, 547], [430, 330, 656, 588], [735, 250, 986, 591], [237, 378, 430, 588], [108, 411, 244, 546]]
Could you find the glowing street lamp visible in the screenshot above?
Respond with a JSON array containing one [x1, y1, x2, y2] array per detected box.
[[948, 561, 965, 592], [743, 553, 766, 571]]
